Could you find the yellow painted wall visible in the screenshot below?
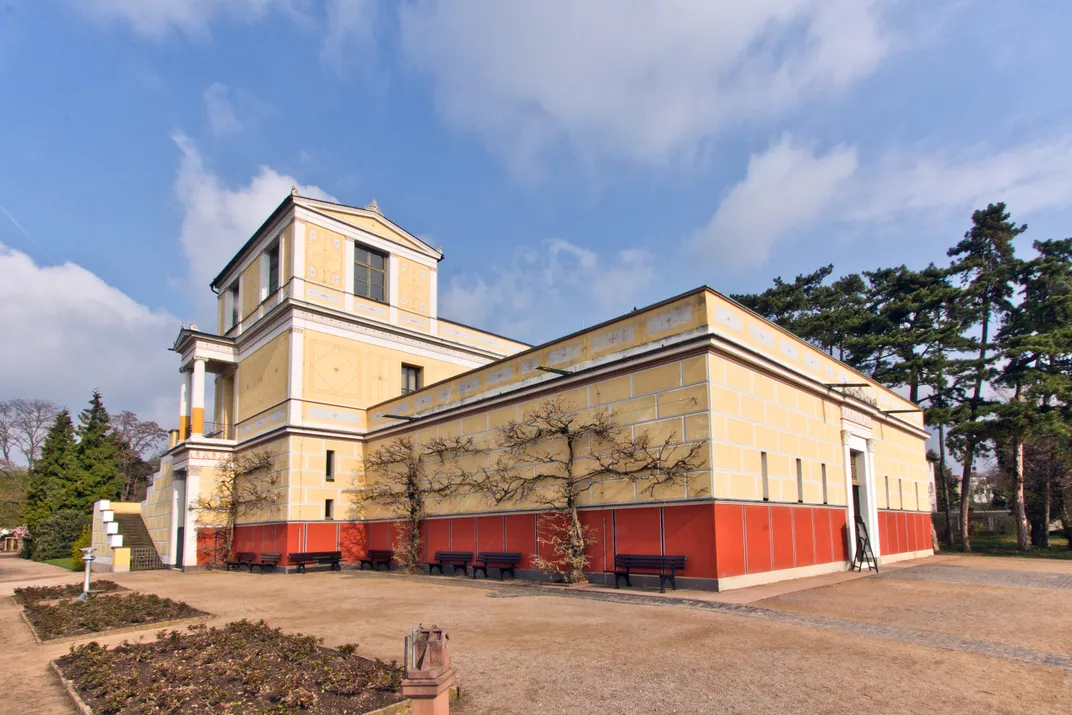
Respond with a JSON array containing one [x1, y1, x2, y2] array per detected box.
[[143, 456, 174, 560], [397, 256, 431, 317], [305, 222, 346, 292], [240, 261, 260, 320], [277, 434, 364, 522], [302, 328, 468, 410], [360, 353, 712, 519], [237, 331, 290, 421], [319, 209, 431, 255]]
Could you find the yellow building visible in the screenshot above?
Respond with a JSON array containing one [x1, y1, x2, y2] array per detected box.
[[137, 192, 933, 590]]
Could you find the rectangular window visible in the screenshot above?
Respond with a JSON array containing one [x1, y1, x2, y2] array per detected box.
[[325, 499, 334, 521], [229, 283, 239, 329], [796, 458, 804, 503], [401, 364, 422, 395], [325, 450, 335, 482], [898, 478, 904, 509], [885, 476, 890, 508], [267, 243, 280, 296], [821, 463, 828, 504], [914, 481, 919, 509], [354, 244, 387, 303], [761, 451, 769, 502]]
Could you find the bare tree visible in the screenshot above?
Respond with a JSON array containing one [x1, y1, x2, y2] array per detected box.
[[465, 397, 707, 585], [0, 399, 60, 468], [353, 435, 478, 572], [112, 411, 167, 501], [191, 450, 279, 563]]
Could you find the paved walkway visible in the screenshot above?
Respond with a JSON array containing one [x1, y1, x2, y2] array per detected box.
[[877, 563, 1072, 590]]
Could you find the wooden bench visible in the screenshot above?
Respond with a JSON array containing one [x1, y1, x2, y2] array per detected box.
[[252, 553, 280, 573], [226, 552, 256, 571], [611, 554, 686, 593], [359, 549, 394, 571], [289, 550, 342, 574], [425, 551, 473, 575], [472, 552, 522, 580]]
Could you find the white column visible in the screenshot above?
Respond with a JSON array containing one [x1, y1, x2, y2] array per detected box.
[[191, 358, 207, 437], [864, 438, 882, 557], [183, 468, 200, 569], [179, 368, 192, 438], [841, 430, 857, 564]]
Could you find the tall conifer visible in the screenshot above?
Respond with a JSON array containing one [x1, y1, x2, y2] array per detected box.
[[74, 390, 121, 509], [23, 410, 78, 536]]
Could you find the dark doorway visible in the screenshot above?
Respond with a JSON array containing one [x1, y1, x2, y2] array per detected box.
[[175, 526, 185, 568]]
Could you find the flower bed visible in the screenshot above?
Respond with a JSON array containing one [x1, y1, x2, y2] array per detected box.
[[24, 592, 205, 640], [55, 620, 404, 713], [13, 580, 126, 605]]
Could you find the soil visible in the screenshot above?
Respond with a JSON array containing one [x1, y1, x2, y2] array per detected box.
[[23, 591, 205, 640], [55, 620, 403, 714], [13, 579, 125, 605]]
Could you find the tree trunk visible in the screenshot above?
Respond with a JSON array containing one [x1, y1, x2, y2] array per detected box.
[[567, 506, 586, 585], [1011, 435, 1031, 551], [939, 424, 954, 547], [959, 312, 991, 552], [1042, 468, 1052, 549]]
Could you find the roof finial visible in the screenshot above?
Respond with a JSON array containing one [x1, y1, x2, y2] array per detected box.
[[364, 199, 382, 215], [291, 186, 298, 196]]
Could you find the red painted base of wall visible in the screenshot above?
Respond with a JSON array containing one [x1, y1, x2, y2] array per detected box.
[[212, 503, 933, 580]]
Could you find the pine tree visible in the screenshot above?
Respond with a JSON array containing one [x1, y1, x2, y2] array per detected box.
[[23, 410, 79, 538], [946, 203, 1025, 551], [74, 390, 121, 510]]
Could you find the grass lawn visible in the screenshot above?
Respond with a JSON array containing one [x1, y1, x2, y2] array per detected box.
[[44, 557, 82, 571], [965, 532, 1072, 560]]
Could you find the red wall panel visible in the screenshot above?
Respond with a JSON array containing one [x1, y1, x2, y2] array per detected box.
[[425, 518, 451, 560], [613, 507, 662, 555], [578, 510, 610, 574], [713, 503, 746, 578], [877, 512, 890, 554], [305, 523, 338, 552], [744, 505, 772, 574], [477, 515, 506, 553], [662, 504, 716, 578], [452, 517, 476, 553], [814, 509, 834, 564], [340, 523, 367, 561], [793, 508, 816, 567], [367, 522, 392, 552], [770, 506, 795, 571], [504, 513, 537, 569], [830, 509, 848, 562]]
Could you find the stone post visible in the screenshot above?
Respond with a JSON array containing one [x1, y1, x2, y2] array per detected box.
[[402, 625, 456, 715]]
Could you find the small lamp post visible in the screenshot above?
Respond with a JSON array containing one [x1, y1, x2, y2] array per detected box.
[[77, 546, 96, 602]]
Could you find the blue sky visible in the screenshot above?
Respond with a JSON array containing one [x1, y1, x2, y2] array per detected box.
[[2, 0, 1071, 425]]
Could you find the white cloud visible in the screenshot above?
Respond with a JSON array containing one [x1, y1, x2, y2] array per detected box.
[[398, 0, 891, 167], [687, 136, 858, 267], [440, 239, 655, 343], [78, 0, 283, 39], [203, 82, 242, 136], [172, 133, 335, 320], [321, 0, 378, 74], [0, 244, 178, 425], [687, 134, 1072, 270]]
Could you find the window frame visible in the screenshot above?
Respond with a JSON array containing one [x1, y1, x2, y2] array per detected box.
[[353, 243, 387, 304], [401, 364, 423, 395], [267, 242, 280, 296]]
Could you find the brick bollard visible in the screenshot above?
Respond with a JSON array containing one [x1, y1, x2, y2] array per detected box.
[[402, 625, 456, 715]]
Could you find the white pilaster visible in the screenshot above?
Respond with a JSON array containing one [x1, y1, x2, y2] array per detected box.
[[864, 438, 882, 556], [183, 469, 200, 569], [841, 430, 857, 564], [258, 252, 271, 304], [343, 237, 355, 312], [389, 254, 400, 325], [292, 220, 306, 300]]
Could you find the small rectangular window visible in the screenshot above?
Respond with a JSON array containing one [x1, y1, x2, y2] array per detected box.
[[325, 499, 334, 521], [821, 464, 828, 505], [796, 458, 804, 503], [267, 243, 280, 295], [914, 481, 919, 510], [761, 451, 769, 502], [898, 478, 904, 509], [354, 243, 387, 303], [401, 364, 422, 395], [326, 450, 335, 482], [885, 476, 890, 508]]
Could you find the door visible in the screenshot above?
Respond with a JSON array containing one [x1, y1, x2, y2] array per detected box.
[[175, 526, 185, 568]]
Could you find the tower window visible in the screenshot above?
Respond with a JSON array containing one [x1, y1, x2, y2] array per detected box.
[[761, 451, 769, 502], [326, 450, 335, 482], [354, 245, 387, 303], [821, 463, 828, 505], [402, 365, 422, 395], [267, 242, 280, 295], [796, 459, 804, 503]]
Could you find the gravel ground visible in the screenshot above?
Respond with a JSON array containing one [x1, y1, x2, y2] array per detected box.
[[1, 553, 1068, 715]]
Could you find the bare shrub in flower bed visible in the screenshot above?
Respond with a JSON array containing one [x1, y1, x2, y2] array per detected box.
[[24, 592, 205, 640], [56, 620, 404, 713], [13, 580, 126, 605]]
